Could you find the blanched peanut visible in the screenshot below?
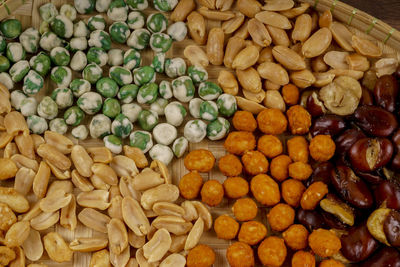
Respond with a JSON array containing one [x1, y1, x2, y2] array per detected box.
[[60, 194, 77, 231], [43, 232, 73, 263], [0, 187, 29, 213], [124, 145, 148, 169], [86, 147, 113, 164], [14, 133, 35, 159], [4, 221, 30, 247], [14, 167, 35, 195], [78, 208, 110, 233], [0, 158, 18, 180], [4, 111, 28, 136], [30, 211, 59, 231], [37, 144, 71, 171], [22, 229, 43, 261], [71, 145, 93, 177], [44, 131, 73, 154], [69, 237, 108, 252], [107, 218, 129, 255], [143, 228, 171, 262], [207, 28, 224, 66]]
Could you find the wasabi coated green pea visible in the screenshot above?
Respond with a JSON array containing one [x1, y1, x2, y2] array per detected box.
[[184, 119, 207, 143], [0, 56, 10, 72], [153, 123, 177, 145], [103, 98, 121, 118], [74, 21, 89, 37], [49, 118, 68, 134], [87, 47, 108, 67], [64, 106, 85, 126], [29, 52, 51, 76], [0, 36, 6, 53], [198, 81, 222, 101], [96, 0, 112, 12], [70, 37, 88, 51], [149, 144, 173, 165], [9, 60, 30, 82], [172, 76, 195, 103], [151, 52, 165, 73], [122, 103, 141, 123], [83, 63, 103, 84], [51, 66, 72, 88], [60, 4, 77, 21], [138, 109, 158, 131], [88, 30, 112, 51], [108, 0, 128, 22], [108, 49, 124, 66], [74, 0, 95, 14], [165, 58, 186, 78], [19, 28, 40, 54], [150, 98, 168, 115], [146, 13, 168, 33], [77, 92, 103, 115], [109, 66, 132, 86], [172, 137, 188, 158], [188, 65, 208, 84], [6, 43, 25, 63], [153, 0, 178, 12], [37, 96, 58, 120], [189, 98, 203, 119], [23, 70, 44, 96], [27, 115, 48, 134], [104, 134, 123, 154], [130, 130, 153, 153], [123, 49, 141, 70], [137, 83, 158, 104], [159, 80, 172, 99], [71, 51, 87, 71], [133, 66, 155, 86], [10, 90, 27, 110], [96, 77, 119, 98], [118, 84, 138, 104], [112, 113, 133, 138], [217, 93, 237, 117], [39, 32, 62, 51], [199, 100, 218, 121], [51, 15, 73, 39], [20, 97, 37, 116], [39, 3, 58, 23], [0, 73, 14, 90], [150, 33, 172, 53], [70, 78, 90, 97], [126, 0, 148, 10], [88, 15, 106, 31], [72, 125, 89, 140], [90, 114, 111, 138], [50, 47, 70, 66], [51, 88, 74, 109], [0, 19, 22, 39], [127, 29, 150, 50], [164, 101, 187, 127], [127, 11, 145, 29], [207, 117, 230, 141], [167, 22, 187, 42], [109, 22, 130, 44]]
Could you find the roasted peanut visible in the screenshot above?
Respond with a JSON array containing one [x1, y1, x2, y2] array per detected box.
[[22, 229, 43, 261], [248, 18, 272, 47], [0, 187, 29, 213], [170, 0, 195, 21], [187, 11, 207, 45], [143, 228, 172, 262], [302, 27, 332, 58], [207, 28, 225, 66], [222, 12, 245, 34], [37, 144, 71, 171], [258, 62, 289, 86], [4, 221, 30, 247], [69, 237, 108, 252], [4, 111, 28, 136], [292, 13, 312, 42], [86, 147, 113, 164], [14, 133, 34, 159], [218, 70, 239, 95], [60, 194, 77, 231], [184, 45, 209, 67], [78, 208, 110, 233], [43, 232, 73, 263], [30, 211, 59, 231], [124, 145, 148, 169], [122, 196, 151, 236], [108, 218, 129, 255]]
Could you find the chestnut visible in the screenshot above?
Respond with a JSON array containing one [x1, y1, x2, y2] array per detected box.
[[306, 162, 334, 187], [353, 105, 398, 137], [360, 87, 374, 106], [355, 170, 384, 185], [374, 74, 398, 112], [349, 138, 394, 172], [306, 92, 326, 117], [335, 129, 366, 156], [392, 129, 400, 148], [374, 180, 400, 210], [361, 247, 400, 267], [309, 115, 346, 137], [296, 209, 325, 232], [383, 210, 400, 247]]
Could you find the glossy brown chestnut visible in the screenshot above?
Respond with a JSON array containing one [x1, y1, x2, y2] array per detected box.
[[375, 180, 400, 210], [349, 138, 394, 172], [361, 247, 400, 267], [383, 210, 400, 247], [306, 162, 334, 187], [392, 129, 400, 148], [360, 87, 374, 106], [335, 129, 366, 156], [355, 170, 384, 185], [296, 209, 325, 232], [306, 92, 325, 117], [374, 74, 398, 112], [353, 106, 398, 137], [310, 115, 346, 137], [391, 129, 400, 170], [321, 210, 350, 230]]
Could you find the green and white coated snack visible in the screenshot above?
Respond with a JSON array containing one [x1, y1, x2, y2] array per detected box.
[[50, 47, 70, 66], [129, 130, 153, 153], [39, 22, 50, 36], [74, 21, 89, 37], [152, 123, 177, 146], [153, 0, 178, 12], [27, 115, 48, 134], [109, 22, 130, 44], [49, 118, 68, 134], [96, 0, 112, 12], [150, 98, 168, 115], [60, 4, 77, 21], [150, 33, 172, 53], [199, 100, 218, 121], [19, 28, 40, 54], [172, 136, 188, 158], [187, 65, 208, 84], [189, 98, 203, 119], [83, 63, 103, 84], [70, 78, 91, 97], [123, 49, 141, 70], [138, 109, 158, 131], [64, 106, 85, 126], [172, 76, 195, 103], [127, 11, 146, 29], [127, 29, 150, 50], [70, 37, 88, 51], [102, 98, 121, 118], [0, 36, 6, 53], [217, 93, 237, 117], [122, 103, 142, 122], [10, 90, 27, 111], [167, 22, 187, 42], [137, 82, 159, 104], [51, 15, 73, 39], [90, 114, 112, 138], [87, 47, 108, 67], [51, 88, 74, 109], [146, 13, 168, 33], [108, 49, 124, 66], [74, 0, 95, 14], [96, 77, 119, 98], [88, 30, 112, 51], [20, 97, 37, 117], [165, 57, 186, 78], [77, 92, 103, 115], [164, 101, 187, 127], [159, 80, 172, 99], [71, 51, 87, 71], [109, 66, 132, 86], [126, 0, 148, 10], [22, 70, 44, 96], [87, 15, 106, 31], [0, 56, 10, 72], [9, 60, 30, 82], [50, 66, 72, 88], [0, 73, 14, 90], [149, 144, 173, 166], [39, 31, 62, 51], [111, 113, 133, 138], [198, 81, 222, 101], [37, 96, 58, 120], [184, 119, 207, 143], [39, 3, 58, 23], [29, 52, 51, 76], [0, 19, 21, 39], [118, 84, 139, 103], [6, 42, 25, 63], [151, 52, 165, 73], [207, 117, 230, 141], [72, 125, 89, 140], [104, 134, 123, 154], [133, 66, 155, 86], [107, 0, 129, 22]]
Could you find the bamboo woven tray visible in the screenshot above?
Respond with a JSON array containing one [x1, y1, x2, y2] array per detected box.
[[1, 0, 400, 266]]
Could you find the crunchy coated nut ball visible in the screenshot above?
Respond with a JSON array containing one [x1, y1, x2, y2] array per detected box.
[[214, 215, 239, 240], [287, 136, 309, 163], [224, 131, 256, 155], [238, 220, 267, 245], [258, 236, 287, 267], [282, 84, 299, 105], [267, 203, 295, 232], [287, 105, 311, 135], [319, 259, 346, 267], [309, 135, 336, 162], [184, 149, 215, 173], [283, 224, 309, 250], [179, 171, 203, 200], [201, 180, 224, 207], [282, 179, 306, 207], [309, 229, 341, 258], [241, 150, 269, 175], [270, 155, 292, 182], [300, 181, 328, 210], [251, 174, 280, 206], [232, 198, 258, 221], [232, 110, 257, 132], [226, 242, 255, 267], [288, 162, 313, 180], [187, 244, 216, 267], [292, 251, 316, 267], [218, 154, 242, 177], [257, 135, 283, 158], [223, 176, 249, 199], [257, 108, 287, 135]]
